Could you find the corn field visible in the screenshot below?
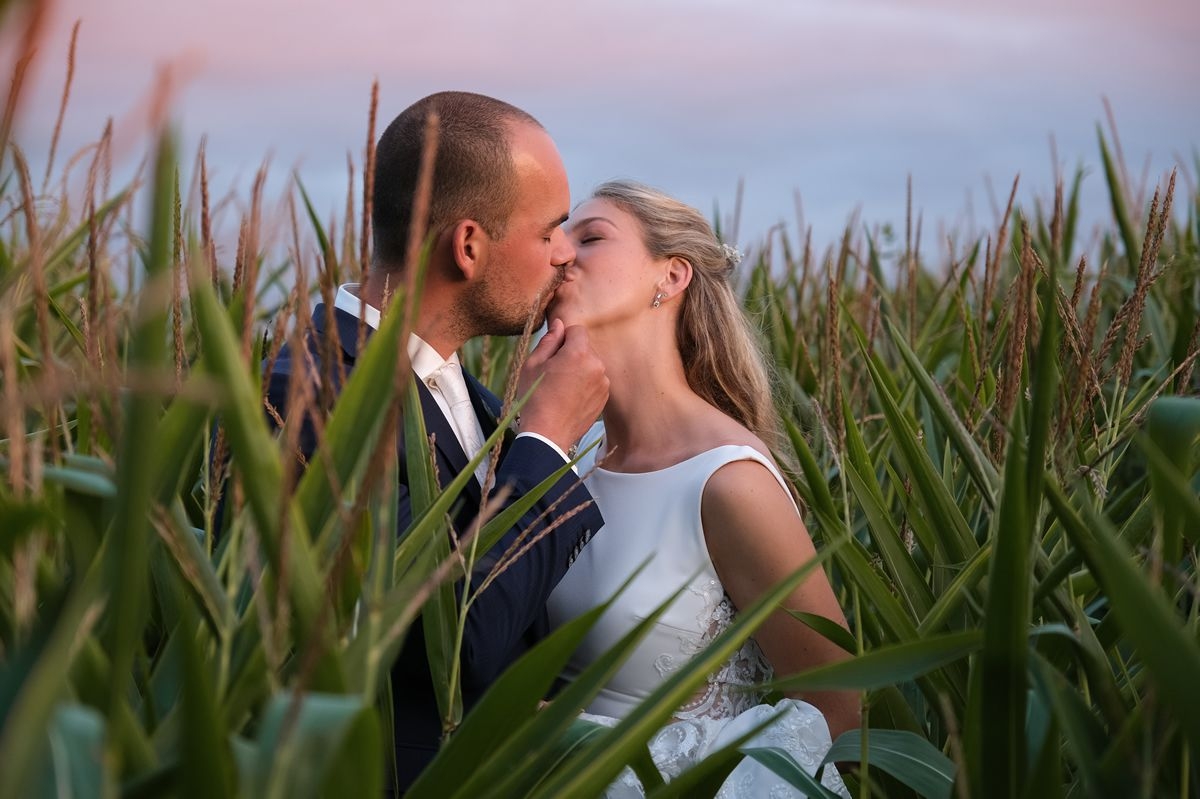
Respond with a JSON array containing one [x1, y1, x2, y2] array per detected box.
[[1, 18, 1199, 799]]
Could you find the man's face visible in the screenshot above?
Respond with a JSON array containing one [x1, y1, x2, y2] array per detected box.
[[466, 122, 575, 336]]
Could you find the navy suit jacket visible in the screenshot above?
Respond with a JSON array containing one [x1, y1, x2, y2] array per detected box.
[[261, 304, 603, 791]]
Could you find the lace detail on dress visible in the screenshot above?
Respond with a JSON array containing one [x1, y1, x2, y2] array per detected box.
[[650, 579, 774, 721]]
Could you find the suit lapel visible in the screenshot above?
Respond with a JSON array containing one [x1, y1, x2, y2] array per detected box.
[[413, 377, 467, 479], [318, 301, 492, 504]]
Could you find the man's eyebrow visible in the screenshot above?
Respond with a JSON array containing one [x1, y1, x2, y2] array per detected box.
[[545, 213, 569, 233]]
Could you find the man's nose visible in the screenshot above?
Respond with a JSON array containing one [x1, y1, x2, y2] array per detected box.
[[550, 227, 576, 267]]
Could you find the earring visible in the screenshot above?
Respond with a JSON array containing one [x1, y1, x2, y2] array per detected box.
[[652, 292, 664, 308]]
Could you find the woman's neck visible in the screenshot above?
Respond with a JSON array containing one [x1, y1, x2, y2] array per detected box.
[[589, 327, 704, 470]]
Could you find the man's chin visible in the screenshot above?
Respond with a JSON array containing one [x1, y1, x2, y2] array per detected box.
[[508, 305, 546, 338]]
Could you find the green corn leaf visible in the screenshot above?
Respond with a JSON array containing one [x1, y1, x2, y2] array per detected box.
[[470, 421, 596, 561], [160, 499, 232, 634], [39, 464, 116, 498], [627, 745, 667, 793], [783, 415, 837, 524], [2, 190, 129, 294], [844, 460, 934, 621], [144, 623, 187, 728], [1143, 396, 1200, 564], [787, 422, 931, 658], [389, 386, 532, 575], [218, 632, 269, 734], [860, 341, 976, 566], [1027, 653, 1122, 798], [790, 439, 922, 647], [0, 493, 56, 557], [252, 692, 381, 799], [866, 685, 925, 736], [298, 280, 413, 556], [1024, 280, 1059, 510], [398, 374, 463, 736], [149, 379, 213, 505], [294, 175, 336, 278], [529, 718, 609, 785], [824, 729, 955, 799], [188, 238, 341, 691], [46, 292, 87, 354], [741, 747, 842, 799], [842, 394, 936, 619], [864, 231, 901, 323], [885, 319, 999, 504], [761, 630, 982, 694], [420, 562, 668, 798], [0, 562, 105, 799], [917, 541, 991, 635], [1061, 165, 1084, 263], [1097, 126, 1141, 268], [976, 403, 1031, 799], [177, 605, 236, 799], [344, 449, 400, 697], [104, 130, 175, 738], [1060, 489, 1200, 757], [34, 704, 113, 799], [1022, 715, 1063, 799], [1136, 429, 1200, 560], [976, 276, 1058, 799], [61, 637, 157, 774], [786, 610, 858, 654]]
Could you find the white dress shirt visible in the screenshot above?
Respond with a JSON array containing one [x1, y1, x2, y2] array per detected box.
[[332, 284, 572, 477]]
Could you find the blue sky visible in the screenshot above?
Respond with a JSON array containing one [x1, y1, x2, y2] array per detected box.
[[6, 0, 1198, 268]]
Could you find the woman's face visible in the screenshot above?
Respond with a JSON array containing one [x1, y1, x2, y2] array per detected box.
[[548, 197, 662, 330]]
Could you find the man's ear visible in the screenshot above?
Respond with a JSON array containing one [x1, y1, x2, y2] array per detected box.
[[449, 219, 489, 280]]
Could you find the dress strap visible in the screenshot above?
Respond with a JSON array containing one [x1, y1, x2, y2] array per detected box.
[[702, 446, 799, 518]]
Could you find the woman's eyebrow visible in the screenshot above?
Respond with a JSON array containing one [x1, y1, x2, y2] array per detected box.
[[569, 215, 615, 230]]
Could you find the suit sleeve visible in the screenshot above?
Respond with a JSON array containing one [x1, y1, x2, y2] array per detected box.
[[453, 436, 602, 691]]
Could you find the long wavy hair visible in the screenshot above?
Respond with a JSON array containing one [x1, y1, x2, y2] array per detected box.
[[590, 179, 783, 452]]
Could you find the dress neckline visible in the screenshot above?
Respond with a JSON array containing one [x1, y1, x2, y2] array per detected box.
[[592, 441, 762, 477]]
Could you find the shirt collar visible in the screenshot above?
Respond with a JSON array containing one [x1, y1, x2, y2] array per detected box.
[[333, 283, 459, 382], [333, 283, 381, 329], [408, 334, 459, 383]]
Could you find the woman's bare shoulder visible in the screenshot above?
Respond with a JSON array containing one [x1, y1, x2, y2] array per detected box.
[[686, 406, 776, 462]]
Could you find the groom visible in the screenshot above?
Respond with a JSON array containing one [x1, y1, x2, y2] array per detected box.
[[262, 92, 607, 790]]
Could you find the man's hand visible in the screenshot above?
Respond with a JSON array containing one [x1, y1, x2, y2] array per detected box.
[[517, 319, 609, 455]]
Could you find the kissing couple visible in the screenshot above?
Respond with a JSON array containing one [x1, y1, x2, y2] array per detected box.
[[262, 91, 855, 797]]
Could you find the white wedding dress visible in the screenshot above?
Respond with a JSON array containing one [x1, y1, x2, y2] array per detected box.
[[548, 434, 848, 797]]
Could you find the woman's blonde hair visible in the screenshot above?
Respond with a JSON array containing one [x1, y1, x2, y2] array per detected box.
[[590, 179, 783, 451]]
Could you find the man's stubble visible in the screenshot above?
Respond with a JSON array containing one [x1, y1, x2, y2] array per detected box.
[[458, 264, 563, 340]]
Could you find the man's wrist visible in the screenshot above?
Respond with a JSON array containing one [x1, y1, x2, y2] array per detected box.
[[514, 431, 579, 471]]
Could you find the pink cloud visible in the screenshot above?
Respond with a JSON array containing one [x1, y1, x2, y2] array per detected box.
[[5, 0, 1195, 246]]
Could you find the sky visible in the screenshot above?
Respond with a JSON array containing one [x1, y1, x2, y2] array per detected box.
[[4, 0, 1199, 267]]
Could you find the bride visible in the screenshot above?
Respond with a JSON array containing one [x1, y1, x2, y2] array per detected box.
[[545, 180, 857, 796]]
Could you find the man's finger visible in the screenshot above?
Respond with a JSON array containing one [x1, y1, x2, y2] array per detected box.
[[528, 318, 566, 364], [560, 324, 591, 351]]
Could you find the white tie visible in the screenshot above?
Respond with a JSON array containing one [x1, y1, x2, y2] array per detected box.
[[430, 364, 490, 487]]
